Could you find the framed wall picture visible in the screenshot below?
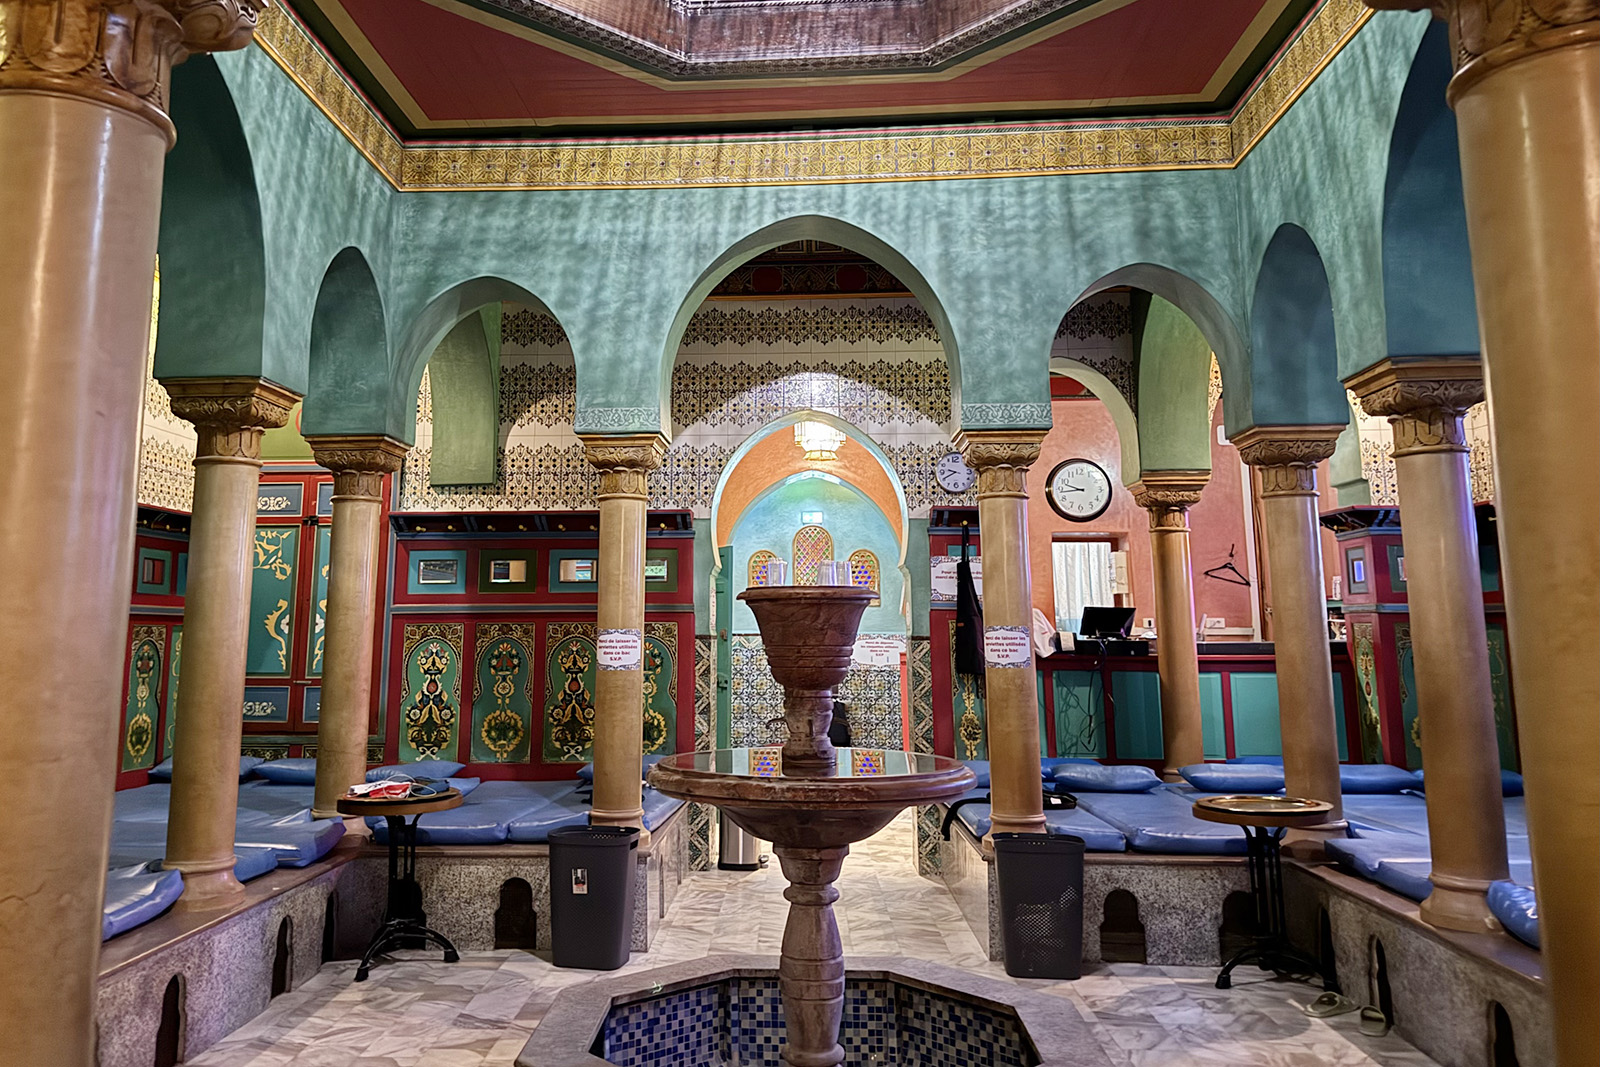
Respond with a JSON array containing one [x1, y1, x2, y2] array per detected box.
[[489, 559, 528, 584], [417, 558, 460, 585], [560, 558, 595, 583]]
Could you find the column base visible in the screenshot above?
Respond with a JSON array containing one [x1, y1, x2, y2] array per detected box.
[[983, 812, 1047, 852], [311, 806, 342, 821], [1419, 875, 1502, 933], [591, 807, 652, 848], [170, 864, 247, 912]]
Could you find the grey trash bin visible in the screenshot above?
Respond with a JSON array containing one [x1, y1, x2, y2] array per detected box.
[[994, 832, 1085, 980], [718, 809, 761, 871], [549, 825, 639, 970]]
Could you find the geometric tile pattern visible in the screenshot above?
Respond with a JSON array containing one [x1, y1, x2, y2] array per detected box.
[[689, 636, 716, 870], [730, 635, 905, 750]]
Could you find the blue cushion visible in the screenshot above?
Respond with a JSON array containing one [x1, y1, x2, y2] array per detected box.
[[643, 789, 686, 831], [1342, 794, 1433, 837], [112, 784, 174, 824], [505, 788, 589, 843], [1179, 763, 1286, 794], [1411, 768, 1524, 797], [255, 758, 319, 785], [233, 819, 345, 867], [1047, 763, 1162, 793], [1226, 756, 1285, 765], [106, 824, 280, 882], [102, 865, 185, 940], [1329, 835, 1536, 905], [1074, 792, 1247, 855], [963, 761, 991, 788], [148, 756, 264, 782], [576, 754, 671, 783], [1338, 764, 1421, 794], [366, 759, 465, 782], [368, 780, 564, 845], [947, 799, 1126, 851], [1488, 881, 1539, 948]]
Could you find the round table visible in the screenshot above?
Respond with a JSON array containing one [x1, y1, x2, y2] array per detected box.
[[1191, 794, 1337, 991], [337, 787, 463, 981]]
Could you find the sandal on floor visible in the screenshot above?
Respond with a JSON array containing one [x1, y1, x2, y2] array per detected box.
[[1302, 992, 1358, 1018], [1359, 1006, 1391, 1037]]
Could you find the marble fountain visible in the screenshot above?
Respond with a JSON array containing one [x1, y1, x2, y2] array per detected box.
[[520, 587, 1112, 1067]]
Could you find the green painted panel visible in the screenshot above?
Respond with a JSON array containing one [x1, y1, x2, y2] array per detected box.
[[1229, 674, 1284, 756], [247, 525, 299, 676], [1111, 671, 1164, 760], [1486, 622, 1517, 771], [643, 623, 679, 756], [165, 626, 183, 759], [122, 630, 164, 772], [1053, 670, 1103, 758], [544, 622, 597, 763], [398, 624, 463, 762], [307, 525, 331, 676], [1395, 622, 1421, 769], [1037, 671, 1048, 754], [645, 547, 679, 594], [1199, 673, 1227, 760], [471, 625, 535, 763], [1332, 676, 1350, 762]]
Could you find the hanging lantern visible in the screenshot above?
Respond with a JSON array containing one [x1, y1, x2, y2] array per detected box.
[[794, 420, 845, 461]]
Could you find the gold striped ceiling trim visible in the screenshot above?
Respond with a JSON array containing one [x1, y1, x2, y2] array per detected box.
[[252, 0, 1371, 192]]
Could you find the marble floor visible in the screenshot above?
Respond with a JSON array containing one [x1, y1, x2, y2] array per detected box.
[[189, 814, 1440, 1067]]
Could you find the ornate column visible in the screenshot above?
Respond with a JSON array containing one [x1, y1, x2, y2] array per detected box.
[[0, 4, 263, 1063], [1366, 4, 1599, 1055], [1130, 471, 1210, 778], [306, 436, 407, 818], [955, 430, 1048, 840], [163, 378, 298, 908], [1348, 359, 1510, 930], [1234, 427, 1346, 844], [582, 434, 667, 844]]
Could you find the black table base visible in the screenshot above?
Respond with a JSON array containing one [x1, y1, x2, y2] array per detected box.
[[355, 814, 460, 982], [1216, 824, 1336, 991]]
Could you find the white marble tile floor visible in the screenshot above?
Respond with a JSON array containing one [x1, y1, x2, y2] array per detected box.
[[187, 812, 1440, 1067]]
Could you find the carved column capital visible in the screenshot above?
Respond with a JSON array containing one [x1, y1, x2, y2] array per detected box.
[[581, 433, 666, 500], [0, 0, 267, 145], [1364, 0, 1598, 100], [307, 434, 408, 501], [164, 376, 298, 461], [1130, 470, 1209, 531], [1346, 357, 1484, 456], [1233, 425, 1343, 497], [954, 429, 1047, 497]]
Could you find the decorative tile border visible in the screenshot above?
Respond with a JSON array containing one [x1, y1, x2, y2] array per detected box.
[[959, 401, 1053, 430], [254, 0, 1373, 191]]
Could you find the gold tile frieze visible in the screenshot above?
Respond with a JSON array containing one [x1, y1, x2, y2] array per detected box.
[[253, 0, 1371, 192]]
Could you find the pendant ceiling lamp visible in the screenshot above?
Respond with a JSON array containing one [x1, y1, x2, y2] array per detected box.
[[794, 420, 845, 461]]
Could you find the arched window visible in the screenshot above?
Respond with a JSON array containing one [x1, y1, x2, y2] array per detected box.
[[848, 549, 881, 605], [792, 526, 833, 585], [748, 550, 779, 587]]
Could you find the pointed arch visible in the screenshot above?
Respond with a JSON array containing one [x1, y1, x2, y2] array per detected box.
[[1248, 224, 1347, 427], [303, 248, 388, 436]]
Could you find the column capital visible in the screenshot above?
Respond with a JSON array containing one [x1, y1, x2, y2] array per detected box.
[[1233, 425, 1343, 497], [1130, 470, 1209, 530], [163, 376, 299, 460], [580, 432, 667, 499], [954, 428, 1047, 496], [1364, 0, 1598, 101], [1346, 357, 1484, 456], [0, 1, 267, 146], [307, 433, 408, 500]]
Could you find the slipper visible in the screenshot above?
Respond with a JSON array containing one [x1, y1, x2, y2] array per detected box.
[[1302, 992, 1358, 1018], [1359, 1006, 1390, 1037]]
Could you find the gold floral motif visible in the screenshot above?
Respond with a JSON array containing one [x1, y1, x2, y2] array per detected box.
[[253, 528, 294, 580]]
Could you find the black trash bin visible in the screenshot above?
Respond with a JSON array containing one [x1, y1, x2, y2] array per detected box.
[[549, 825, 640, 970], [994, 832, 1085, 980]]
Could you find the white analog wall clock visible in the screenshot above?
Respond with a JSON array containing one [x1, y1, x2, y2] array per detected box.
[[1045, 458, 1113, 522], [935, 452, 977, 494]]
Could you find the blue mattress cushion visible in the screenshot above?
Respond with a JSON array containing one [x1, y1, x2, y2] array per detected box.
[[1179, 763, 1286, 794], [1342, 795, 1433, 837], [576, 754, 670, 783], [963, 761, 991, 788], [1338, 764, 1421, 794], [1047, 763, 1162, 793], [1488, 881, 1539, 948], [1412, 768, 1524, 797], [106, 824, 280, 882], [505, 787, 589, 843], [102, 865, 185, 940], [233, 819, 345, 867], [948, 800, 1126, 852], [1225, 756, 1284, 765], [643, 789, 686, 830], [113, 784, 175, 824], [1329, 835, 1537, 906], [366, 759, 466, 782], [148, 756, 264, 782], [255, 758, 319, 785], [369, 780, 563, 845], [1074, 791, 1247, 855]]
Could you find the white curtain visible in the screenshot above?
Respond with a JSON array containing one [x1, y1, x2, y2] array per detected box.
[[1052, 541, 1114, 634]]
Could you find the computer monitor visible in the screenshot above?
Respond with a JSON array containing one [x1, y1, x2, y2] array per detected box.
[[1078, 606, 1136, 639]]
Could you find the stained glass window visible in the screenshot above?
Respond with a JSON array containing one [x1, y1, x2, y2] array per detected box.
[[849, 549, 881, 605], [792, 526, 834, 585], [748, 550, 779, 587]]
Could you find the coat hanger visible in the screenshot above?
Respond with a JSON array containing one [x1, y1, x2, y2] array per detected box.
[[1202, 544, 1252, 587]]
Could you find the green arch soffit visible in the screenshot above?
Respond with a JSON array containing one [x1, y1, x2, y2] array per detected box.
[[425, 306, 502, 485], [1246, 223, 1349, 428], [657, 215, 963, 437], [1132, 293, 1214, 474], [1329, 399, 1371, 506], [710, 410, 910, 568], [302, 247, 388, 436], [154, 56, 267, 383], [1049, 359, 1140, 486]]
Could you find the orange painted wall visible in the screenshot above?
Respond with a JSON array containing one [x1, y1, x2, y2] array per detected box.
[[715, 429, 903, 550]]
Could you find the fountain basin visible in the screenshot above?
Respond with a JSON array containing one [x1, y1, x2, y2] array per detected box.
[[517, 955, 1116, 1067]]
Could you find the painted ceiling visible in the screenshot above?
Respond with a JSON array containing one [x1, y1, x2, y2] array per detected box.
[[287, 0, 1319, 137]]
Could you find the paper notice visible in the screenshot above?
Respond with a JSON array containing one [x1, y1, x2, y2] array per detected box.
[[596, 628, 642, 670], [984, 625, 1033, 669]]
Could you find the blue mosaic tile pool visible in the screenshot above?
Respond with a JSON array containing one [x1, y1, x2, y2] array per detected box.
[[598, 975, 1037, 1066]]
